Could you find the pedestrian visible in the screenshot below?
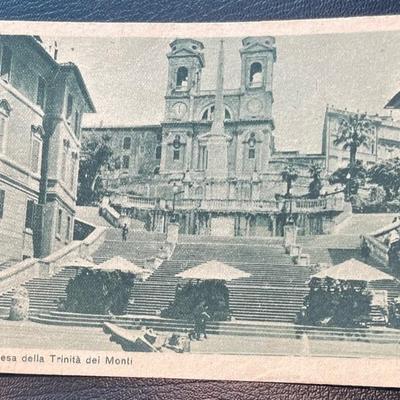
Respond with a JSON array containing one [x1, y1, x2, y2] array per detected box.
[[193, 302, 205, 340], [360, 239, 371, 260], [122, 223, 129, 241], [200, 306, 211, 340]]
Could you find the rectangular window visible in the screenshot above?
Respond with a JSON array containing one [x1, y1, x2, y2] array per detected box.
[[173, 149, 180, 161], [74, 110, 80, 137], [66, 94, 73, 120], [57, 209, 62, 236], [36, 76, 46, 109], [248, 148, 255, 159], [122, 155, 130, 169], [69, 157, 76, 190], [25, 200, 35, 230], [0, 189, 5, 219], [123, 137, 131, 150], [66, 216, 71, 240], [155, 145, 161, 160], [61, 148, 67, 181], [0, 46, 12, 81], [31, 137, 41, 174]]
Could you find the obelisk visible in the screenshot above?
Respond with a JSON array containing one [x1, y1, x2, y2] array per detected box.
[[205, 40, 229, 180]]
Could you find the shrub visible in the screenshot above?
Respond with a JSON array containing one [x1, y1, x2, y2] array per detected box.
[[161, 280, 230, 321], [63, 269, 135, 315], [296, 277, 372, 327]]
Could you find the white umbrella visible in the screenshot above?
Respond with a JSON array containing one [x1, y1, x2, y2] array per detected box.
[[311, 258, 395, 282], [94, 256, 151, 275], [60, 257, 97, 269], [175, 260, 251, 281]]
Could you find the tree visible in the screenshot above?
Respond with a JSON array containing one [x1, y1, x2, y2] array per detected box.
[[333, 112, 373, 166], [281, 163, 299, 198], [308, 164, 323, 199], [368, 157, 400, 201], [77, 134, 114, 205], [329, 160, 367, 200]]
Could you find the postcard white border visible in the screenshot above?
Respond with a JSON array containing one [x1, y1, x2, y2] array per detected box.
[[0, 14, 400, 387]]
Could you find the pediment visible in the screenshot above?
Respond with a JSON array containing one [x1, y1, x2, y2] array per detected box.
[[169, 48, 198, 57], [0, 99, 12, 116], [241, 42, 273, 53]]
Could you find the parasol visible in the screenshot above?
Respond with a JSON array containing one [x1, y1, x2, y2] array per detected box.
[[60, 257, 97, 269], [311, 258, 395, 282], [94, 256, 151, 275], [175, 260, 251, 281]]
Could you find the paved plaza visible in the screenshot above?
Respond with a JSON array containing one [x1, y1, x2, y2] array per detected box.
[[0, 320, 399, 359]]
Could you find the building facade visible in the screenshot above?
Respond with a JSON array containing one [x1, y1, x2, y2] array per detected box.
[[83, 37, 343, 238], [84, 37, 323, 199], [322, 105, 400, 174], [0, 35, 95, 262]]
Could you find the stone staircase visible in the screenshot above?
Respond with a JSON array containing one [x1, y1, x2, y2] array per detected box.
[[334, 213, 399, 235], [0, 267, 78, 316], [126, 239, 311, 323], [0, 259, 19, 272], [75, 206, 115, 227], [91, 228, 166, 265], [0, 228, 167, 317]]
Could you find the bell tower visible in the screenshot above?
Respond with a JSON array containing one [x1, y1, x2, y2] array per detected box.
[[165, 38, 205, 122], [239, 36, 276, 120]]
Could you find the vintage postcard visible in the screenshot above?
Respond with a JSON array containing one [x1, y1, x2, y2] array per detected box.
[[1, 15, 400, 387]]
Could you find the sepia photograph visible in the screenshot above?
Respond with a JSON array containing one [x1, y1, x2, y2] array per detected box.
[[1, 17, 400, 384]]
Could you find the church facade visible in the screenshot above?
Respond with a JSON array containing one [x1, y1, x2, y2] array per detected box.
[[83, 37, 343, 237]]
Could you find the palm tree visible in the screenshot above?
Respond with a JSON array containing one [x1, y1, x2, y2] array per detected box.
[[281, 164, 299, 198], [308, 164, 323, 199], [333, 112, 373, 166]]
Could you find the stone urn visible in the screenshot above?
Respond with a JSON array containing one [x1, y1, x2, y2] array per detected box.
[[9, 287, 29, 321]]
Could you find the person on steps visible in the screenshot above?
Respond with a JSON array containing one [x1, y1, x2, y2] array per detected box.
[[122, 223, 129, 241]]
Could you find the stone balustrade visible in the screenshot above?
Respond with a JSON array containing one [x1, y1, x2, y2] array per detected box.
[[111, 194, 344, 214]]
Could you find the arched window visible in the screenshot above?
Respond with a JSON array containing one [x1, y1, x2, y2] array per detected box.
[[201, 105, 232, 121], [155, 144, 162, 160], [249, 62, 263, 87], [198, 145, 208, 170], [172, 135, 181, 161], [176, 67, 189, 89], [248, 132, 256, 159]]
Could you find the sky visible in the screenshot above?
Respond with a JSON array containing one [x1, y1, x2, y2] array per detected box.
[[43, 31, 400, 153]]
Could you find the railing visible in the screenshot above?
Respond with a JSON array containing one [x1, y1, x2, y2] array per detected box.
[[361, 220, 400, 269], [111, 194, 345, 213], [0, 223, 108, 296], [100, 199, 121, 227]]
